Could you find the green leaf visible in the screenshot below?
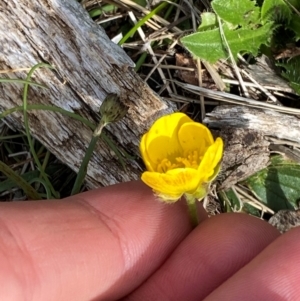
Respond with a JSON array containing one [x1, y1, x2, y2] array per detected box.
[[243, 203, 261, 217], [212, 0, 260, 27], [0, 160, 41, 200], [181, 28, 223, 63], [132, 0, 147, 7], [278, 56, 300, 94], [181, 22, 273, 63], [198, 12, 218, 31], [261, 0, 292, 24], [89, 5, 116, 18], [0, 163, 65, 195], [0, 170, 40, 193], [244, 156, 300, 212], [218, 188, 241, 212], [288, 16, 300, 41]]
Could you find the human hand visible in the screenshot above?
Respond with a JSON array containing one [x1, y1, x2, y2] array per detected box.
[[0, 181, 298, 301]]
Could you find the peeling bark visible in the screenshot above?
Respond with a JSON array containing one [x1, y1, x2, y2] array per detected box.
[[204, 105, 300, 189], [0, 0, 174, 188], [204, 105, 300, 144]]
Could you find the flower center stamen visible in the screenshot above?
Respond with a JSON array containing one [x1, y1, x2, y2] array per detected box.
[[157, 150, 202, 173]]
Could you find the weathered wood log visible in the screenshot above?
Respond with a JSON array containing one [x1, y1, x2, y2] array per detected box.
[[0, 0, 173, 188], [204, 105, 300, 189], [204, 105, 300, 144]]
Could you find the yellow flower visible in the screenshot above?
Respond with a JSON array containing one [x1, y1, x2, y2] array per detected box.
[[140, 112, 223, 202]]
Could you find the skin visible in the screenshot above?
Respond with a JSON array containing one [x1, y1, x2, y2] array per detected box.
[[0, 181, 299, 301]]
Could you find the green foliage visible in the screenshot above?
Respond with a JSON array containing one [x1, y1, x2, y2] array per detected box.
[[289, 0, 300, 8], [212, 0, 260, 27], [277, 56, 300, 94], [89, 4, 116, 18], [198, 12, 218, 31], [243, 203, 261, 217], [261, 0, 300, 42], [0, 66, 129, 199], [180, 0, 300, 93], [218, 188, 261, 217], [261, 0, 292, 23], [244, 156, 300, 212], [218, 189, 242, 212], [181, 22, 273, 63], [288, 17, 300, 41], [181, 0, 300, 64], [118, 1, 168, 45], [181, 0, 273, 63], [132, 0, 147, 7], [0, 160, 41, 200]]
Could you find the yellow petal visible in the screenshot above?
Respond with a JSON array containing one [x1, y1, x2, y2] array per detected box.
[[210, 138, 223, 167], [144, 113, 192, 169], [141, 167, 203, 201], [139, 133, 155, 171], [198, 137, 223, 181], [178, 122, 214, 154]]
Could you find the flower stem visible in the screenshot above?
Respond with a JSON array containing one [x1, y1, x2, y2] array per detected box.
[[71, 92, 128, 195], [71, 120, 106, 196], [185, 194, 199, 228]]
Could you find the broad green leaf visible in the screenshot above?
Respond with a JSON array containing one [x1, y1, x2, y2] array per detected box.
[[212, 0, 260, 27], [261, 0, 292, 24], [181, 22, 273, 63], [244, 156, 300, 212], [181, 28, 223, 63], [198, 12, 218, 31]]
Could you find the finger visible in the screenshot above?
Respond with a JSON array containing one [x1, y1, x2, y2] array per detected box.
[[124, 213, 280, 301], [204, 226, 300, 301], [0, 181, 195, 301]]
